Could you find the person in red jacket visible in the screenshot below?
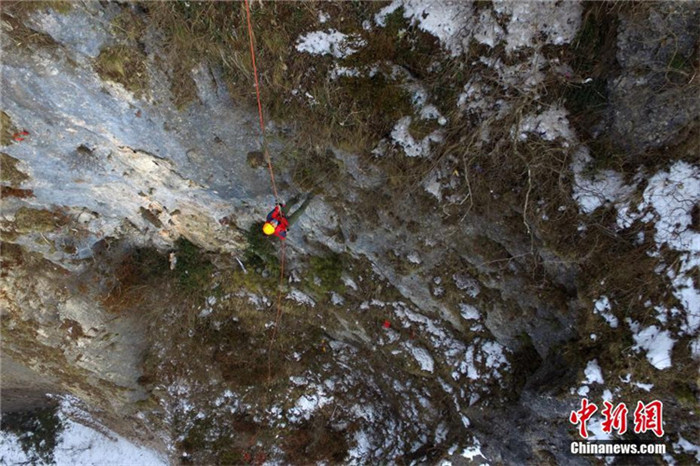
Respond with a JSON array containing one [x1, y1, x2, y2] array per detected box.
[[262, 194, 314, 240], [263, 203, 289, 239]]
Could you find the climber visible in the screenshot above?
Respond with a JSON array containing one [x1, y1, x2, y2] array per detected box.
[[262, 194, 314, 240]]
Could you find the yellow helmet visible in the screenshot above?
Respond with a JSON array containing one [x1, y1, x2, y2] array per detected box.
[[262, 222, 276, 235]]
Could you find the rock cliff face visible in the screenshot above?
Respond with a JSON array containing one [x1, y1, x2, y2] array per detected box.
[[2, 2, 698, 464]]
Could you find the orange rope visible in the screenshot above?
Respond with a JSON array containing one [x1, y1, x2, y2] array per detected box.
[[267, 241, 286, 382], [244, 0, 279, 203], [243, 0, 286, 383]]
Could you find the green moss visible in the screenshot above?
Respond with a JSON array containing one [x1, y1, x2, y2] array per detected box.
[[1, 152, 29, 186], [14, 207, 66, 233], [306, 252, 345, 297], [174, 237, 213, 295], [94, 45, 148, 95], [673, 383, 696, 407], [243, 222, 280, 273]]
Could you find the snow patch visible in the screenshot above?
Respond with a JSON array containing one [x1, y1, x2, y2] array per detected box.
[[675, 435, 700, 462], [404, 343, 435, 373], [633, 382, 654, 392], [0, 396, 167, 466], [458, 303, 480, 320], [593, 296, 619, 328], [329, 65, 361, 80], [618, 162, 700, 336], [519, 107, 575, 143], [453, 273, 481, 297], [286, 288, 316, 307], [331, 292, 345, 306], [390, 116, 443, 157], [461, 437, 486, 461], [375, 0, 472, 56], [493, 1, 582, 52], [584, 359, 604, 384], [632, 325, 675, 370], [295, 29, 366, 58], [572, 148, 636, 214]]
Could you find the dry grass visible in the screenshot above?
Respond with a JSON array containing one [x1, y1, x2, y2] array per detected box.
[[0, 1, 66, 48], [1, 186, 34, 198], [12, 207, 69, 234], [1, 112, 18, 146], [94, 45, 148, 96], [1, 152, 29, 186], [283, 419, 348, 464]]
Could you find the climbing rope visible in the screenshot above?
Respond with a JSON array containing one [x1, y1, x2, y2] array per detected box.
[[267, 243, 286, 380], [243, 0, 286, 384], [244, 0, 279, 204]]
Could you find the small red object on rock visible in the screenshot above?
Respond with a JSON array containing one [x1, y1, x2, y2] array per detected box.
[[382, 320, 391, 329]]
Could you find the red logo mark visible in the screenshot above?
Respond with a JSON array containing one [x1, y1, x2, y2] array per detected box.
[[633, 400, 664, 437], [601, 401, 629, 435], [569, 398, 598, 439]]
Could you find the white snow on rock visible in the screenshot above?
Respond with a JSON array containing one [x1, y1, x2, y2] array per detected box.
[[620, 162, 700, 335], [584, 359, 604, 384], [295, 29, 366, 58], [288, 389, 333, 423], [0, 396, 167, 466], [481, 341, 508, 370], [375, 0, 580, 56], [593, 296, 619, 328], [423, 169, 442, 200], [519, 107, 575, 143], [404, 342, 435, 373], [407, 251, 422, 264], [636, 162, 700, 253], [390, 116, 443, 157], [286, 288, 316, 307], [602, 389, 613, 402], [633, 382, 654, 392], [420, 104, 447, 125], [461, 437, 486, 461], [692, 338, 700, 361], [348, 429, 373, 462], [375, 0, 473, 56], [329, 64, 362, 80], [342, 274, 359, 291], [493, 1, 582, 52], [572, 148, 636, 214], [459, 303, 480, 320], [632, 325, 675, 370], [675, 435, 700, 462], [331, 292, 345, 306], [453, 273, 481, 297]]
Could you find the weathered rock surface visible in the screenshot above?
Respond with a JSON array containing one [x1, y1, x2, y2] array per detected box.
[[1, 2, 698, 464]]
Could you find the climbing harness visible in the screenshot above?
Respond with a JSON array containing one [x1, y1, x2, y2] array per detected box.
[[243, 0, 287, 384]]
